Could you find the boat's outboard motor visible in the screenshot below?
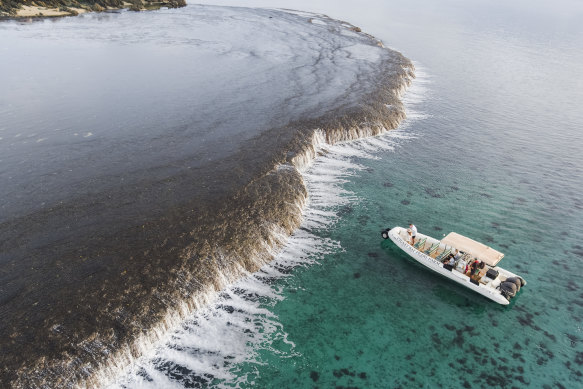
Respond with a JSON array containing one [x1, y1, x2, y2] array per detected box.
[[499, 281, 517, 299], [505, 277, 522, 292], [381, 228, 390, 239]]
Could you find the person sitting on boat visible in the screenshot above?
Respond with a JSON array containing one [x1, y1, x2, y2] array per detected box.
[[470, 261, 485, 280], [467, 259, 479, 276], [457, 256, 467, 273], [408, 223, 417, 245], [444, 249, 460, 265], [442, 253, 453, 264]]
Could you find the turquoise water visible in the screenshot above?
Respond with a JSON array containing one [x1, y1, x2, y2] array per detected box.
[[219, 1, 583, 387], [226, 80, 583, 388], [112, 1, 583, 388], [245, 141, 582, 388]]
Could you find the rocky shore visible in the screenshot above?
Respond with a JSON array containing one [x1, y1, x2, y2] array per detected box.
[[0, 0, 186, 18]]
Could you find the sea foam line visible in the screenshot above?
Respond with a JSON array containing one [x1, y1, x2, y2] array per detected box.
[[107, 66, 429, 389], [106, 146, 353, 388]]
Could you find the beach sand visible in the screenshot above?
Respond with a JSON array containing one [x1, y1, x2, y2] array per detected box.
[[14, 5, 87, 17]]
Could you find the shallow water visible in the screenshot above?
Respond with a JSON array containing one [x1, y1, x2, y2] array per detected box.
[[110, 1, 583, 388]]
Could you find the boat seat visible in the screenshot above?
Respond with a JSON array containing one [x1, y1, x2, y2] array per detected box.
[[436, 248, 451, 261], [456, 259, 467, 273], [424, 243, 439, 255], [418, 240, 430, 251], [414, 237, 427, 249]]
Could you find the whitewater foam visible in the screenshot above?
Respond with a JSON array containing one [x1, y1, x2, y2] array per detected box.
[[108, 68, 429, 388], [109, 148, 358, 388]]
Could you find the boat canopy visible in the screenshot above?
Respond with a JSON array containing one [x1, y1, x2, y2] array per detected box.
[[441, 232, 504, 266]]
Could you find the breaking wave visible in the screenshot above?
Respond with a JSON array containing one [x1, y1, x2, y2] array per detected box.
[[108, 66, 429, 388], [2, 7, 420, 389]]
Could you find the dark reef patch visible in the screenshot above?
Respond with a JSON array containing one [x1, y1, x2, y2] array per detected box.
[[515, 375, 529, 384], [338, 205, 354, 216], [333, 368, 356, 378], [310, 371, 320, 382], [543, 330, 557, 342], [567, 333, 579, 347], [478, 372, 507, 387], [452, 336, 464, 348], [571, 245, 583, 257], [358, 215, 369, 225], [431, 333, 442, 347], [517, 312, 535, 328], [424, 187, 442, 198]]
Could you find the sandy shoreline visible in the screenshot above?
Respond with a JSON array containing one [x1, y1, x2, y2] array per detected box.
[[14, 5, 87, 17]]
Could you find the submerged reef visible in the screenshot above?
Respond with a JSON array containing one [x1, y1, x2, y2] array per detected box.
[[0, 6, 413, 388]]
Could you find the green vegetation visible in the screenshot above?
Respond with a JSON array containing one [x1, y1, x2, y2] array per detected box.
[[0, 0, 186, 17]]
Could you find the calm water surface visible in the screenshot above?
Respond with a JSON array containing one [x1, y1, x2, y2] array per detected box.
[[113, 1, 583, 388]]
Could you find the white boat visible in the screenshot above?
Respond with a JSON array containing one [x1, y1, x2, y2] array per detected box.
[[382, 226, 526, 305]]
